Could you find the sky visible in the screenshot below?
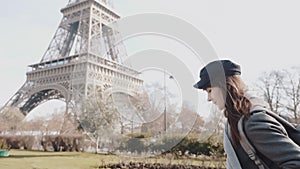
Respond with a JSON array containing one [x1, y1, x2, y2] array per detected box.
[[0, 0, 299, 117]]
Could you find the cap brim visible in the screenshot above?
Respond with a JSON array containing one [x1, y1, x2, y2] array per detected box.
[[193, 79, 210, 89]]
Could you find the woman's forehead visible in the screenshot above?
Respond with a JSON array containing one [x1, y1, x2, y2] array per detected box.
[[206, 86, 221, 91]]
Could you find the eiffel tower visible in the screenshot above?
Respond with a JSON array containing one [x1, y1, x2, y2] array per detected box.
[[2, 0, 144, 117]]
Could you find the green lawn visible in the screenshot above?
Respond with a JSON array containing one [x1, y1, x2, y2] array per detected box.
[[0, 149, 118, 169], [0, 150, 225, 169]]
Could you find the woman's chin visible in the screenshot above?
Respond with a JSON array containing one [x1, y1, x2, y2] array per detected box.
[[218, 105, 225, 111]]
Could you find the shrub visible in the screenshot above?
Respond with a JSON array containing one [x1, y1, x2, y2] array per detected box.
[[0, 139, 10, 150]]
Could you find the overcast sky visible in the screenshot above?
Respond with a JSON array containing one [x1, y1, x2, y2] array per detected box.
[[1, 0, 299, 112]]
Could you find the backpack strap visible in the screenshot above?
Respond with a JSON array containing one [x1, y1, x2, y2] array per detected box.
[[238, 115, 266, 169]]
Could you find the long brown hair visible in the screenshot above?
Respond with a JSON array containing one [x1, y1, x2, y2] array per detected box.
[[223, 75, 252, 146]]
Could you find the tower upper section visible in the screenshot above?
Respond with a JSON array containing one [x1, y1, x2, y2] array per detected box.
[[40, 0, 122, 63]]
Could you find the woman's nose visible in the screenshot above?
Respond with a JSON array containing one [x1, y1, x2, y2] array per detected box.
[[207, 94, 212, 102]]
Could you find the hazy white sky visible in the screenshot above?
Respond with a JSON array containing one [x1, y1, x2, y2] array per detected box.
[[1, 0, 299, 110]]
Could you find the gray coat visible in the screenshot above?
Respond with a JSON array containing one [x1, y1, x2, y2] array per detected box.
[[237, 110, 300, 169], [233, 91, 300, 169]]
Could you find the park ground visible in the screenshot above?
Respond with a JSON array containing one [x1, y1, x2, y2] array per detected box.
[[0, 149, 225, 169], [1, 149, 105, 169]]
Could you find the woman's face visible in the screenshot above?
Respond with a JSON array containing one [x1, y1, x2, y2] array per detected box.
[[205, 86, 225, 110]]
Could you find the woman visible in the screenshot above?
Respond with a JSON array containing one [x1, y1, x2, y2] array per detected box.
[[194, 60, 300, 169]]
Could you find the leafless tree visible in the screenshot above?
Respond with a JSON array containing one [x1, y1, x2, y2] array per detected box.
[[140, 82, 180, 133], [174, 101, 204, 134], [203, 105, 225, 141], [58, 111, 81, 134], [143, 83, 166, 120], [257, 70, 284, 114], [280, 68, 300, 123], [256, 68, 300, 124], [79, 96, 120, 153], [0, 106, 24, 133]]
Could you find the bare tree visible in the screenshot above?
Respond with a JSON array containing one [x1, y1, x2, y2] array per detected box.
[[143, 82, 179, 122], [0, 107, 24, 133], [138, 82, 181, 133], [144, 83, 166, 120], [281, 68, 300, 123], [257, 70, 284, 114], [203, 105, 225, 141], [175, 101, 204, 133], [256, 68, 300, 124], [58, 111, 81, 134], [79, 96, 120, 153], [0, 114, 8, 134]]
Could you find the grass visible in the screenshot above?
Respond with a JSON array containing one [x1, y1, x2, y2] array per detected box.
[[0, 149, 116, 169], [0, 149, 225, 169]]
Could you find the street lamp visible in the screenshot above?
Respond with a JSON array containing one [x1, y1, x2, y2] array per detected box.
[[163, 69, 173, 132]]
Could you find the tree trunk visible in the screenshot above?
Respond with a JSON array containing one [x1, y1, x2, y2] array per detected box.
[[96, 136, 99, 154]]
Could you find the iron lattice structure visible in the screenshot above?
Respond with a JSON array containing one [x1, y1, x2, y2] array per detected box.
[[3, 0, 144, 116]]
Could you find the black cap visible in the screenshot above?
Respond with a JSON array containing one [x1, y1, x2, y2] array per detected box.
[[194, 60, 241, 89]]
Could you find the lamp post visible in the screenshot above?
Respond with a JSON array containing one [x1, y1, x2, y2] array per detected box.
[[163, 69, 173, 133], [164, 70, 167, 132]]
